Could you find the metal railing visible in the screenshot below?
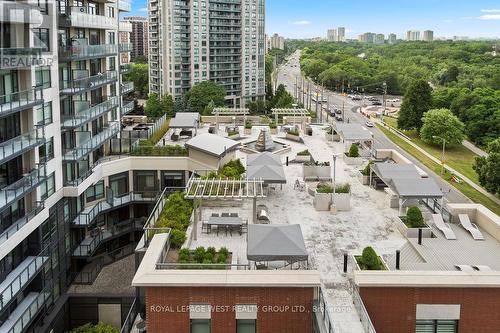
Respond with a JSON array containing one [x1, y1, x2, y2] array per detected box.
[[60, 70, 118, 95], [351, 282, 376, 333], [62, 96, 119, 128], [59, 43, 118, 60], [121, 100, 134, 115], [0, 126, 45, 163], [0, 165, 46, 210], [118, 0, 132, 11], [63, 122, 120, 161], [120, 63, 133, 74], [120, 298, 138, 333], [0, 250, 49, 312], [0, 202, 44, 246], [313, 288, 337, 333], [0, 88, 43, 115], [121, 81, 134, 94], [6, 285, 51, 333], [119, 43, 132, 53], [66, 6, 117, 29], [156, 262, 250, 270], [142, 187, 170, 247]]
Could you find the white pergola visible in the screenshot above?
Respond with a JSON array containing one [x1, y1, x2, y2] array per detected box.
[[271, 108, 309, 129], [212, 108, 250, 134], [185, 175, 266, 239]]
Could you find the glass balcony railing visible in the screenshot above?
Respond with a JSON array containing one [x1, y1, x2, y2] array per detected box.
[[62, 96, 119, 129], [0, 1, 43, 25], [60, 70, 117, 95], [63, 122, 120, 161], [121, 100, 134, 115], [0, 203, 44, 247], [58, 43, 118, 61], [119, 43, 132, 53], [0, 88, 44, 117], [0, 126, 45, 164], [120, 63, 133, 74], [66, 7, 117, 29], [0, 48, 43, 70], [0, 165, 46, 213], [0, 250, 49, 313], [118, 0, 131, 12], [121, 81, 134, 94], [119, 21, 132, 32], [2, 286, 51, 333]]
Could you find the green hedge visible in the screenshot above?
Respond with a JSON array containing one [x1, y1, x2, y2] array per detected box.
[[131, 144, 188, 156], [155, 192, 193, 248]]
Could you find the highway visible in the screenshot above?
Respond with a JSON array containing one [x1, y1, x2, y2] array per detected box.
[[276, 50, 469, 204]]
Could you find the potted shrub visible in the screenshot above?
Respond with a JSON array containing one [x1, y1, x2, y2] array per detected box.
[[397, 206, 433, 238], [227, 129, 240, 140], [313, 183, 333, 211], [355, 246, 387, 270], [344, 144, 364, 165], [302, 161, 331, 180], [286, 129, 302, 142], [296, 149, 311, 163], [325, 127, 340, 141], [332, 183, 351, 211], [269, 121, 278, 135], [244, 120, 253, 135], [358, 160, 373, 185]]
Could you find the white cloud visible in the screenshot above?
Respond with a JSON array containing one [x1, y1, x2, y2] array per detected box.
[[478, 14, 500, 20], [291, 20, 311, 25], [480, 9, 500, 13], [138, 7, 148, 12]]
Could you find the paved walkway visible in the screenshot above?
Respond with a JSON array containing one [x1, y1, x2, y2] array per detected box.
[[379, 122, 500, 206], [463, 140, 488, 157]]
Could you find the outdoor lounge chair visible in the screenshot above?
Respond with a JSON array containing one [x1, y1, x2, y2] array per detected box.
[[230, 213, 239, 217], [458, 214, 484, 240], [221, 213, 230, 217], [455, 265, 474, 272], [473, 265, 492, 271], [432, 214, 457, 240], [211, 213, 219, 217]]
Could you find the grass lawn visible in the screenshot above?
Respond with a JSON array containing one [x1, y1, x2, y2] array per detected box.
[[377, 124, 500, 216], [382, 116, 480, 186]]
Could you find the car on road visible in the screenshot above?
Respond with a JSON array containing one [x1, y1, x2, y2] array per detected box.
[[368, 96, 379, 101], [387, 98, 400, 103], [351, 95, 362, 100], [335, 115, 343, 122], [365, 121, 374, 127], [372, 101, 382, 106]]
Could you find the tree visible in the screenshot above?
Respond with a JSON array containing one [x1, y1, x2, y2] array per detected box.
[[397, 79, 433, 130], [420, 108, 465, 146], [473, 138, 500, 195], [405, 206, 425, 228], [124, 63, 148, 98], [70, 322, 119, 333], [438, 65, 460, 85], [144, 93, 173, 117], [185, 81, 226, 114], [348, 144, 359, 157], [360, 246, 381, 270]]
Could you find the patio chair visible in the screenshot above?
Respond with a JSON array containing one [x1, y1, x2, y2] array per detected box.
[[257, 205, 270, 224], [473, 265, 492, 271], [455, 264, 474, 272], [458, 214, 484, 240], [221, 213, 230, 217], [432, 214, 457, 240]]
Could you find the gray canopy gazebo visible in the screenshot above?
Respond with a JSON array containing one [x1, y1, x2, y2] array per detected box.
[[247, 224, 308, 268], [247, 152, 282, 167], [246, 165, 286, 185], [335, 123, 374, 156]]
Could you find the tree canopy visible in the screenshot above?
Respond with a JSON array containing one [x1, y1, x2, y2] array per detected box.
[[185, 80, 226, 114], [144, 93, 173, 118], [397, 79, 432, 130], [473, 138, 500, 195], [124, 63, 148, 99], [420, 108, 465, 146]]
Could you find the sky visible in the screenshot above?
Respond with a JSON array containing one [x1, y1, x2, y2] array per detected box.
[[127, 0, 500, 39]]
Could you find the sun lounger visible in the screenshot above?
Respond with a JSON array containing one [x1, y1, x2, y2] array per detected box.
[[473, 265, 492, 271], [432, 214, 457, 240], [458, 214, 484, 240], [455, 265, 474, 272]]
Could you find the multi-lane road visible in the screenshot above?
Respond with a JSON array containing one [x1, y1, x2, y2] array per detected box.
[[276, 50, 469, 204]]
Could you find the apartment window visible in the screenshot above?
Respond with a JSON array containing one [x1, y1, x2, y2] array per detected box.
[[41, 172, 56, 200], [134, 170, 157, 193], [85, 180, 104, 202], [36, 102, 53, 125], [39, 137, 54, 162], [33, 28, 50, 51], [236, 320, 256, 333], [107, 6, 115, 18], [109, 172, 128, 196], [108, 32, 116, 44], [190, 320, 210, 333], [416, 320, 458, 333], [36, 0, 48, 14]]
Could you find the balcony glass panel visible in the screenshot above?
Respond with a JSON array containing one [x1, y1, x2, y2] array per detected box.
[[60, 70, 117, 95], [118, 0, 131, 12], [0, 88, 44, 117], [67, 7, 116, 29], [121, 100, 134, 115], [62, 96, 119, 128], [0, 165, 46, 211], [121, 81, 134, 94], [0, 127, 45, 164], [1, 288, 51, 333], [0, 203, 44, 247], [119, 43, 132, 52], [63, 122, 120, 161], [58, 44, 118, 61]]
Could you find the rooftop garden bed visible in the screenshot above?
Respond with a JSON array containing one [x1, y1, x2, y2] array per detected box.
[[203, 159, 245, 180], [131, 144, 188, 157], [355, 247, 387, 271], [154, 192, 193, 248], [175, 246, 231, 269]]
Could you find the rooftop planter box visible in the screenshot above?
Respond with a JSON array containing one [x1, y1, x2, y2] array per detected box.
[[357, 161, 373, 185], [177, 246, 232, 269], [269, 122, 278, 135], [313, 183, 333, 211], [286, 130, 302, 142], [227, 130, 240, 140], [303, 162, 331, 180], [353, 247, 388, 271], [244, 120, 252, 135], [396, 206, 432, 238], [325, 128, 340, 142], [296, 149, 311, 163], [332, 183, 351, 211], [344, 144, 364, 165]]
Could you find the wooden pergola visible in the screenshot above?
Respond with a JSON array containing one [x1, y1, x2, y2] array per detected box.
[[185, 175, 266, 240], [212, 108, 250, 134], [271, 108, 309, 129]]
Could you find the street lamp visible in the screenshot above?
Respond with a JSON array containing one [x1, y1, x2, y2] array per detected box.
[[433, 136, 446, 176], [332, 153, 342, 202]]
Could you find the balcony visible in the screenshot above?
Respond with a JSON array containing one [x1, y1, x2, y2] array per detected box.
[[0, 1, 43, 24], [58, 43, 118, 61], [64, 7, 117, 29], [121, 100, 134, 115], [0, 288, 51, 333], [0, 203, 44, 248], [0, 127, 45, 165], [119, 43, 132, 53], [120, 63, 133, 74], [61, 96, 119, 129], [0, 88, 44, 118], [121, 81, 134, 94], [0, 165, 46, 213], [0, 253, 49, 313], [118, 0, 131, 11], [73, 218, 146, 257], [60, 70, 118, 95], [72, 191, 159, 226], [0, 48, 43, 70], [119, 21, 132, 32], [63, 122, 120, 161]]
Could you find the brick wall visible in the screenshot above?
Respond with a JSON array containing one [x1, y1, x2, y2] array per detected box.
[[359, 287, 500, 333], [145, 287, 315, 333]]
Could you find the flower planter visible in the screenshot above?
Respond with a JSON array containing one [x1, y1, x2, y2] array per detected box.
[[286, 133, 302, 142], [332, 192, 351, 211], [325, 133, 341, 142], [396, 217, 433, 238], [357, 171, 370, 185], [303, 165, 331, 180], [352, 254, 389, 271], [313, 191, 332, 211], [270, 127, 278, 135], [296, 155, 311, 163], [343, 153, 364, 165], [244, 128, 252, 135]]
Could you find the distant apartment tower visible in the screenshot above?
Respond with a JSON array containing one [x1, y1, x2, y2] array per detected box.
[[148, 0, 266, 106], [270, 33, 285, 50], [337, 27, 345, 42], [423, 30, 434, 42], [358, 32, 376, 43], [327, 29, 337, 42], [388, 33, 397, 44], [123, 16, 149, 60], [375, 33, 385, 44], [406, 30, 421, 41]]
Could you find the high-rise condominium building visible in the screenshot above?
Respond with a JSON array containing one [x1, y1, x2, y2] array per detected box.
[[327, 27, 345, 42], [337, 27, 345, 42], [269, 33, 285, 50], [375, 33, 385, 44], [423, 30, 434, 42], [123, 16, 149, 60], [358, 32, 376, 43], [406, 30, 421, 41], [388, 33, 397, 44], [0, 0, 136, 331], [148, 0, 266, 107]]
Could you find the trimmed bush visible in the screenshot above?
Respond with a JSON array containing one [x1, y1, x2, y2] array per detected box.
[[406, 206, 426, 228], [204, 252, 214, 263], [217, 253, 227, 264], [269, 121, 277, 129], [335, 183, 351, 194], [70, 322, 119, 333], [170, 229, 187, 248], [361, 160, 374, 176], [194, 247, 206, 263], [359, 246, 383, 270], [244, 120, 253, 129], [178, 248, 190, 261], [219, 247, 229, 257], [206, 247, 216, 256], [348, 144, 359, 158], [316, 183, 334, 193]]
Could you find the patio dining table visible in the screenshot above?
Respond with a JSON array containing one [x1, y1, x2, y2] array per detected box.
[[206, 216, 245, 236]]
